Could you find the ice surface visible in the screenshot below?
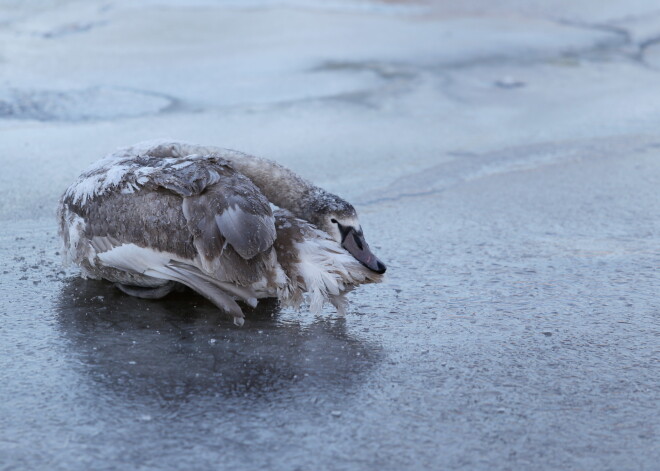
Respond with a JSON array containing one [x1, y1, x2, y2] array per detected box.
[[0, 87, 172, 121], [1, 1, 659, 470]]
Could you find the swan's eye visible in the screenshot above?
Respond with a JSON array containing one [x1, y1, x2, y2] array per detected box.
[[331, 218, 338, 224], [352, 232, 364, 250]]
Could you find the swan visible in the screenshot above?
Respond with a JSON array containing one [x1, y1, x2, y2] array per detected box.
[[58, 141, 386, 326]]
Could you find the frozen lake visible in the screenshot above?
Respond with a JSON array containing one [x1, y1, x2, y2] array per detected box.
[[1, 1, 658, 469]]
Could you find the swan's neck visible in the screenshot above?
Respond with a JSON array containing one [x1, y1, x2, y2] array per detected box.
[[221, 152, 341, 224]]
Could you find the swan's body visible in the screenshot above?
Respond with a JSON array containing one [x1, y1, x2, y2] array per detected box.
[[58, 141, 385, 325]]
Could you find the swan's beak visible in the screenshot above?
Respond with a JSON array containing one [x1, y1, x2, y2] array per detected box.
[[342, 228, 387, 274]]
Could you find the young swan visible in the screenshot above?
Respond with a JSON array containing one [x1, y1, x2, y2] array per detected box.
[[58, 141, 386, 325]]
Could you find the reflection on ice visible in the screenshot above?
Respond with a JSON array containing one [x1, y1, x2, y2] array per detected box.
[[56, 278, 380, 402]]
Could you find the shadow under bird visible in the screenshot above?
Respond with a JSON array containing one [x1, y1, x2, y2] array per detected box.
[[58, 141, 386, 326]]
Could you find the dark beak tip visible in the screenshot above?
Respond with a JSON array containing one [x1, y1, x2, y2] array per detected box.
[[340, 227, 386, 274]]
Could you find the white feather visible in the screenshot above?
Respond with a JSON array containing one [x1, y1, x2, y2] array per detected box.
[[96, 243, 176, 276], [290, 230, 366, 315], [61, 211, 86, 266]]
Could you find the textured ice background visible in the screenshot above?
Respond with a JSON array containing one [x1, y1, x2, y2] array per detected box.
[[0, 1, 658, 470]]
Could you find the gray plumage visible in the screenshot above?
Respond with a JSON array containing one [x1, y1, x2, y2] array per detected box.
[[58, 141, 384, 325]]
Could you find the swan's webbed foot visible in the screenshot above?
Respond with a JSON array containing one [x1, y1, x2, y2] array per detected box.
[[115, 281, 177, 299]]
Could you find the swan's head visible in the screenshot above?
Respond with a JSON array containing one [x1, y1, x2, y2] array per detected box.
[[308, 192, 387, 275]]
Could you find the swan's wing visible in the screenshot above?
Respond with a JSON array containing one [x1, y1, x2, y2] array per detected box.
[[63, 151, 277, 262], [143, 159, 277, 280], [91, 240, 250, 325], [60, 151, 278, 319], [180, 182, 276, 260]]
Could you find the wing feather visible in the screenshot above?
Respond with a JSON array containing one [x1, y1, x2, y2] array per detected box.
[[63, 148, 278, 297], [94, 241, 247, 321], [145, 156, 277, 264]]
